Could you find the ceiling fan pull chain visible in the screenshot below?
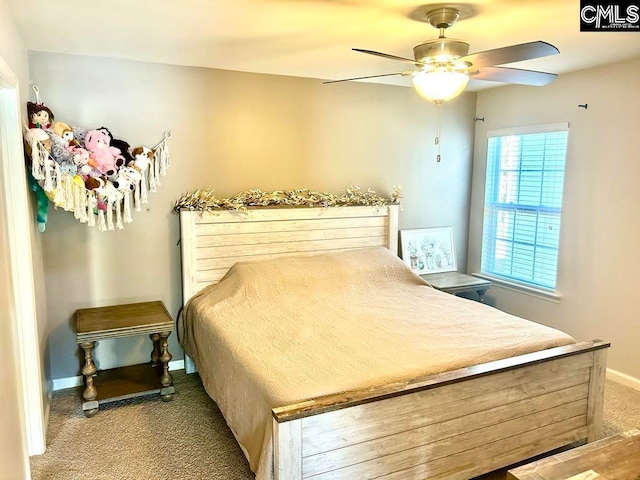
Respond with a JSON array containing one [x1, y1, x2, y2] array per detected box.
[[435, 104, 442, 162]]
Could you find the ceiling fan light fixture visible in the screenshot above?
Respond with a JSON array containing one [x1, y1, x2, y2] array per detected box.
[[411, 70, 469, 104], [341, 6, 559, 99], [414, 38, 470, 64]]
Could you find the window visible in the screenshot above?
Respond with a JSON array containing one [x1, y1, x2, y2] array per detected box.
[[481, 123, 568, 292]]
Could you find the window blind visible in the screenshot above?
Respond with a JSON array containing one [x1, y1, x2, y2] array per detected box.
[[481, 125, 568, 291]]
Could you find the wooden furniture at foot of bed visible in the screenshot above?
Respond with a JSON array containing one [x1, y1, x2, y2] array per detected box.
[[272, 340, 609, 480]]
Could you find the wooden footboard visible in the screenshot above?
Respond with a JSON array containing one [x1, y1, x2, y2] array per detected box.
[[272, 340, 609, 480]]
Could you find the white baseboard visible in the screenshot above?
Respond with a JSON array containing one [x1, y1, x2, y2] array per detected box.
[[607, 368, 640, 392], [52, 375, 83, 391], [52, 359, 185, 392]]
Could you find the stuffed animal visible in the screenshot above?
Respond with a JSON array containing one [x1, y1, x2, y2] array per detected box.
[[84, 176, 104, 191], [74, 148, 105, 181], [130, 146, 155, 173], [113, 166, 142, 192], [27, 102, 54, 129], [51, 122, 78, 147], [46, 129, 77, 175], [95, 179, 123, 213], [98, 127, 135, 166], [84, 176, 110, 212], [28, 127, 51, 151], [72, 126, 88, 146], [84, 129, 125, 176]]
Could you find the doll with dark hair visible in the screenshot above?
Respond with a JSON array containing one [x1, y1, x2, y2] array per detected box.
[[27, 101, 55, 129]]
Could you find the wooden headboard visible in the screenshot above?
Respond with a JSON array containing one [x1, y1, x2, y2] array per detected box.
[[179, 205, 399, 305]]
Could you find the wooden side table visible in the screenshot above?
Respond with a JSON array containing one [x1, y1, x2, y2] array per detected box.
[[421, 271, 491, 302], [75, 301, 175, 417], [507, 430, 640, 479]]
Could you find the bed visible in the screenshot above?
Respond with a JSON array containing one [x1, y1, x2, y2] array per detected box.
[[178, 204, 609, 480]]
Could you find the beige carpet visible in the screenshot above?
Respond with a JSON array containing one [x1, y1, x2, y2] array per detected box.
[[30, 372, 640, 480]]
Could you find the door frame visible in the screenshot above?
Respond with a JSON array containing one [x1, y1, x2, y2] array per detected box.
[[0, 55, 46, 458]]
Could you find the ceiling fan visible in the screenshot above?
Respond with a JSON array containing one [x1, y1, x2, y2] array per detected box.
[[325, 7, 560, 104]]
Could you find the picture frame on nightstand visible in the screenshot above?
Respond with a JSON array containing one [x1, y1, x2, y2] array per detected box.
[[400, 227, 457, 275]]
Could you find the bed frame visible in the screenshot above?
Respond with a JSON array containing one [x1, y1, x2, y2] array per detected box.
[[179, 205, 609, 480]]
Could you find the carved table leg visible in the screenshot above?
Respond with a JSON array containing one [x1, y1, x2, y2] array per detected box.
[[158, 331, 175, 401], [149, 333, 160, 366], [79, 341, 99, 417]]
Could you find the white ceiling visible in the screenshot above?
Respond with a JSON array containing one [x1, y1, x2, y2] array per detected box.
[[6, 0, 640, 91]]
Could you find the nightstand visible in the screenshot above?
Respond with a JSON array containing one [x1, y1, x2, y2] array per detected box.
[[420, 272, 491, 302], [75, 301, 175, 417]]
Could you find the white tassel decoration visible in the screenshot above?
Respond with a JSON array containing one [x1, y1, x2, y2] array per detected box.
[[124, 191, 133, 223], [64, 177, 74, 211], [87, 193, 96, 227], [154, 151, 161, 187], [158, 144, 169, 176], [54, 162, 61, 190], [97, 208, 106, 231], [115, 198, 124, 230], [157, 146, 164, 175], [81, 190, 89, 223], [43, 158, 53, 191], [31, 141, 44, 180], [59, 175, 67, 210], [148, 160, 157, 193], [159, 131, 171, 175], [73, 185, 82, 220], [53, 164, 64, 205], [106, 200, 115, 231], [139, 170, 147, 206], [39, 147, 48, 179], [30, 141, 39, 178], [76, 190, 85, 222]]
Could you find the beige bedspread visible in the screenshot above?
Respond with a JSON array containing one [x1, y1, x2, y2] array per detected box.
[[179, 247, 575, 480]]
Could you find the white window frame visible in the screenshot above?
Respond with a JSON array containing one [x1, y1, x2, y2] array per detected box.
[[479, 122, 569, 299]]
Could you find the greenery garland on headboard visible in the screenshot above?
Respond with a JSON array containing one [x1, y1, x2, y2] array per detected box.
[[173, 186, 402, 213]]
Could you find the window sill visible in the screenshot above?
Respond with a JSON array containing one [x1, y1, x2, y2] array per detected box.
[[471, 273, 562, 304]]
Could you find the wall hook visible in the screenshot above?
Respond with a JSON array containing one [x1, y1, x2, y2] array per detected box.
[[578, 104, 588, 109], [474, 117, 485, 122]]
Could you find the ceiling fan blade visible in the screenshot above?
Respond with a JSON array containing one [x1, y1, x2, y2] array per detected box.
[[471, 66, 557, 86], [353, 48, 422, 66], [459, 41, 559, 69], [323, 72, 406, 84]]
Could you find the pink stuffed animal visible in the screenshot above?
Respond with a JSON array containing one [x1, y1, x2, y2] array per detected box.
[[84, 129, 124, 176]]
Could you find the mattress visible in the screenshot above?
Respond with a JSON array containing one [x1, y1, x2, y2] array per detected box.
[[178, 247, 575, 479]]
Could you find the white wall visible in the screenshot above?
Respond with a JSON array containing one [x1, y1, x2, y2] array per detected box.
[[0, 121, 29, 478], [29, 52, 477, 381], [0, 0, 47, 474], [1, 0, 50, 391], [468, 58, 640, 380]]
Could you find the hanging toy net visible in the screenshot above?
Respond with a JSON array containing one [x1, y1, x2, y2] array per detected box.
[[23, 85, 171, 232]]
